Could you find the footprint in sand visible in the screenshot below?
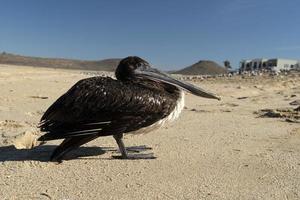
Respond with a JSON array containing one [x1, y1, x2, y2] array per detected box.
[[255, 107, 300, 123], [290, 100, 300, 106], [219, 103, 239, 107], [0, 120, 24, 129]]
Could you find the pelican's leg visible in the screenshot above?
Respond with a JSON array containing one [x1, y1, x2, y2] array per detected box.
[[113, 134, 129, 158], [113, 134, 156, 160]]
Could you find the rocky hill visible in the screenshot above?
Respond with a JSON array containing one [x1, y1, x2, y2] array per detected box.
[[0, 52, 121, 71], [174, 60, 227, 75]]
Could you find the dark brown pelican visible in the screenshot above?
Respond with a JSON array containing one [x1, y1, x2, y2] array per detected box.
[[38, 56, 220, 161]]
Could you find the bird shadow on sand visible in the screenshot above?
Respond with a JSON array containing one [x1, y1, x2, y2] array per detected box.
[[0, 145, 108, 162], [0, 145, 153, 162]]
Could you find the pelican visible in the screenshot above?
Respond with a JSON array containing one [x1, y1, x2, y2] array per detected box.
[[38, 56, 220, 161]]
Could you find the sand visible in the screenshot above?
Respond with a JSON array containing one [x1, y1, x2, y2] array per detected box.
[[0, 64, 300, 200]]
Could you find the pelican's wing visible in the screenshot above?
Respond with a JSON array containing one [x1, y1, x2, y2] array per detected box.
[[38, 77, 172, 141]]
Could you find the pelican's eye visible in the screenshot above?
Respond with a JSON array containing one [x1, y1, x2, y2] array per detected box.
[[137, 62, 150, 70]]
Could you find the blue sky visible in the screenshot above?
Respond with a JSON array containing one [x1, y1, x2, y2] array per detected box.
[[0, 0, 300, 70]]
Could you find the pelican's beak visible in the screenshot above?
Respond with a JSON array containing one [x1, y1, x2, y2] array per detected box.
[[134, 67, 220, 100]]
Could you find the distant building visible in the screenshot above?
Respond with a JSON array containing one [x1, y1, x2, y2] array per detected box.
[[239, 58, 299, 72], [295, 63, 300, 70]]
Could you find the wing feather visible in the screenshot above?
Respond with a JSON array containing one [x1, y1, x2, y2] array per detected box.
[[39, 77, 173, 141]]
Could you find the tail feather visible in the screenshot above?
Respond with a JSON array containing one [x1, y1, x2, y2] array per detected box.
[[38, 130, 101, 141], [50, 134, 100, 161], [38, 121, 110, 141]]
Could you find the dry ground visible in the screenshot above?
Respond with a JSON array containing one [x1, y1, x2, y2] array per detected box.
[[0, 65, 300, 200]]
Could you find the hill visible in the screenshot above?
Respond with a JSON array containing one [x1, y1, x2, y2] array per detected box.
[[174, 60, 227, 75], [0, 52, 121, 71]]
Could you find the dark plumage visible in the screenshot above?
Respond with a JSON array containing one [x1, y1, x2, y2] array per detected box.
[[38, 56, 219, 161]]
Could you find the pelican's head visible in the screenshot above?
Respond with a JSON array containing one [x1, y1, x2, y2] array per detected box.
[[115, 56, 220, 100]]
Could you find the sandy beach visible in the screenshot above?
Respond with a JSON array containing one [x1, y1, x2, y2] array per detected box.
[[0, 64, 300, 200]]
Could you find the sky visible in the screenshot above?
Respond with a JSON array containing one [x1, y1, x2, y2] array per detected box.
[[0, 0, 300, 70]]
